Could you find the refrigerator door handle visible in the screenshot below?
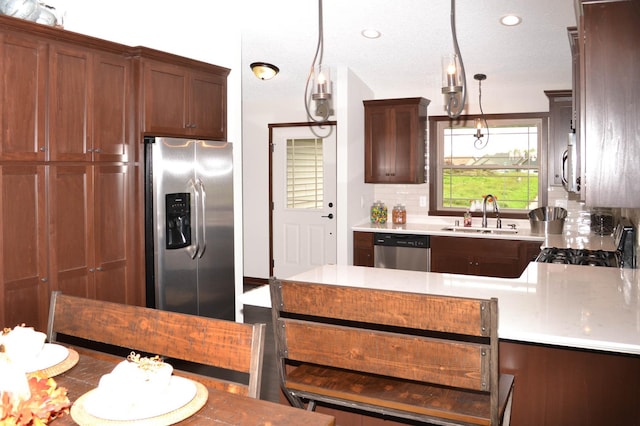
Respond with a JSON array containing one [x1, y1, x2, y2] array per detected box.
[[197, 179, 207, 258], [187, 178, 200, 259]]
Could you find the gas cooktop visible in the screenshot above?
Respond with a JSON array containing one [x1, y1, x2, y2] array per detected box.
[[536, 247, 620, 267], [535, 217, 636, 268]]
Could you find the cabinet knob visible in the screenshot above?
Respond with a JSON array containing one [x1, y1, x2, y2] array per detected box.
[[89, 268, 95, 272], [94, 148, 102, 153], [96, 267, 103, 271], [40, 277, 48, 282], [39, 146, 46, 152]]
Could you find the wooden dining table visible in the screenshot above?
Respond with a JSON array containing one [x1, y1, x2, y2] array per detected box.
[[50, 350, 335, 426]]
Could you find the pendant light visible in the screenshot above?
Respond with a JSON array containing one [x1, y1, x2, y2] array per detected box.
[[473, 73, 489, 149], [441, 0, 467, 118], [304, 0, 333, 123]]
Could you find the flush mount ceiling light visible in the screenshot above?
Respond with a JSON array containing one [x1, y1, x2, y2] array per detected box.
[[500, 14, 522, 26], [250, 62, 279, 80], [361, 28, 381, 39], [304, 0, 334, 123], [441, 0, 467, 119]]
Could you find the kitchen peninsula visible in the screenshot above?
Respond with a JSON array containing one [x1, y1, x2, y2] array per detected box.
[[246, 259, 640, 425]]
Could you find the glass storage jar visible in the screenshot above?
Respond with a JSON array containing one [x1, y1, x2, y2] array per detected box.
[[370, 201, 387, 224], [392, 205, 406, 224]]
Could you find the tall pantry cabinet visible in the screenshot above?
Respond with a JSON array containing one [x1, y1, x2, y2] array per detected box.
[[0, 15, 229, 331], [0, 17, 135, 331]]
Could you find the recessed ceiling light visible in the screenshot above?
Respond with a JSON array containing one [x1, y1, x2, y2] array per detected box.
[[361, 29, 381, 39], [500, 14, 522, 26]]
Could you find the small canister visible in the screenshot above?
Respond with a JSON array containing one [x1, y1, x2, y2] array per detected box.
[[392, 205, 406, 225]]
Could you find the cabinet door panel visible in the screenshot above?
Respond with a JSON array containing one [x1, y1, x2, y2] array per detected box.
[[143, 61, 187, 134], [49, 45, 90, 162], [94, 165, 130, 304], [392, 106, 417, 181], [365, 108, 390, 182], [189, 71, 226, 139], [0, 165, 48, 330], [0, 33, 47, 161], [353, 231, 374, 267], [581, 2, 640, 207], [49, 165, 94, 299], [93, 52, 130, 162]]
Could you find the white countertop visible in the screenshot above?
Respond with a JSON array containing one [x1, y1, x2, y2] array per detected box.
[[243, 263, 640, 356], [352, 217, 618, 251]]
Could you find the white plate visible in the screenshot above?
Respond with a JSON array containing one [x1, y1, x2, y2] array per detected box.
[[82, 375, 197, 421], [24, 343, 69, 373]]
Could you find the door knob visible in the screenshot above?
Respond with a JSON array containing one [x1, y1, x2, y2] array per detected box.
[[321, 213, 334, 219]]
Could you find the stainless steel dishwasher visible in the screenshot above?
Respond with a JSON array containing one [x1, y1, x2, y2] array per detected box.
[[373, 233, 430, 272]]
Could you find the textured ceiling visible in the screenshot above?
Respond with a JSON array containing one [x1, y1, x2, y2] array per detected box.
[[241, 0, 577, 114]]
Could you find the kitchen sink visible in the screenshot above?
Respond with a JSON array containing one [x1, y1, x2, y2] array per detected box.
[[441, 226, 518, 235]]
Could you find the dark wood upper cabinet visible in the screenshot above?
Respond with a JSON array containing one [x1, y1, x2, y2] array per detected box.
[[0, 32, 47, 161], [48, 44, 91, 162], [138, 53, 228, 140], [91, 51, 131, 162], [364, 97, 429, 184], [576, 0, 640, 207], [49, 44, 130, 162]]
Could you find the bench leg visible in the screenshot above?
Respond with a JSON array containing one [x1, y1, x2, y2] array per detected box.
[[282, 389, 307, 410], [306, 400, 317, 411]]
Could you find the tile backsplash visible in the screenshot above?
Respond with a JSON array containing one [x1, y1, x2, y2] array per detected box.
[[374, 184, 639, 230]]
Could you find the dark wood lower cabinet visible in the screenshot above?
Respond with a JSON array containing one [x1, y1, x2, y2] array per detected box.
[[431, 235, 541, 278], [500, 340, 640, 426]]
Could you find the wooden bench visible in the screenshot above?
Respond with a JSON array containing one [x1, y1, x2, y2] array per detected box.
[[270, 279, 514, 425], [47, 291, 266, 398]]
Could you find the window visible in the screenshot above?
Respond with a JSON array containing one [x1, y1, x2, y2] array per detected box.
[[429, 113, 548, 217], [286, 138, 324, 209]]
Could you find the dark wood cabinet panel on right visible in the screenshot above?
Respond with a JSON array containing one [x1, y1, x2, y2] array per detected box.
[[430, 235, 541, 278], [576, 0, 640, 207]]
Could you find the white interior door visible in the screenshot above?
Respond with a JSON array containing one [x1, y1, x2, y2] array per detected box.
[[272, 125, 337, 279]]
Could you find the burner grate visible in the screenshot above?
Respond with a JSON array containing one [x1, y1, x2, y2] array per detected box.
[[536, 248, 620, 267]]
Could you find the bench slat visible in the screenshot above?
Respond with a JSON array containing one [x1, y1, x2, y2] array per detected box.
[[48, 292, 266, 398], [278, 281, 490, 337], [286, 364, 514, 426], [280, 319, 490, 391]]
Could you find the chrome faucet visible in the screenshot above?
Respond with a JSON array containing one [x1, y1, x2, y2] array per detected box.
[[482, 194, 501, 228]]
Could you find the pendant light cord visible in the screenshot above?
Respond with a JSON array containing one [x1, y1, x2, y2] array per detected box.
[[446, 0, 467, 118], [474, 77, 489, 149], [305, 0, 326, 123]]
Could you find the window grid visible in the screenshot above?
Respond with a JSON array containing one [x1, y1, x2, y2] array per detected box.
[[287, 138, 323, 209], [437, 118, 542, 212]]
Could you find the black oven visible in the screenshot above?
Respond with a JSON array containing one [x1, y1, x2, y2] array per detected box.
[[536, 217, 636, 268]]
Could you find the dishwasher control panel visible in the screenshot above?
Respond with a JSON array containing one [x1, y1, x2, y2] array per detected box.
[[374, 233, 429, 248]]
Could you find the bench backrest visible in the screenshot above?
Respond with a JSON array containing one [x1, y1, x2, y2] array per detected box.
[[271, 279, 501, 422], [47, 291, 266, 398]]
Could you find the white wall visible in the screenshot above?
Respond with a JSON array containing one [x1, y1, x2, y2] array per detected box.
[[58, 1, 245, 318]]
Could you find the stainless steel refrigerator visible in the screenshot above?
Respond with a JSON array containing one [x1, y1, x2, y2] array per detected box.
[[144, 136, 235, 320]]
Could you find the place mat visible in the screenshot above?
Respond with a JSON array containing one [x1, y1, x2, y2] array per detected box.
[[29, 346, 79, 378], [70, 379, 208, 426]]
